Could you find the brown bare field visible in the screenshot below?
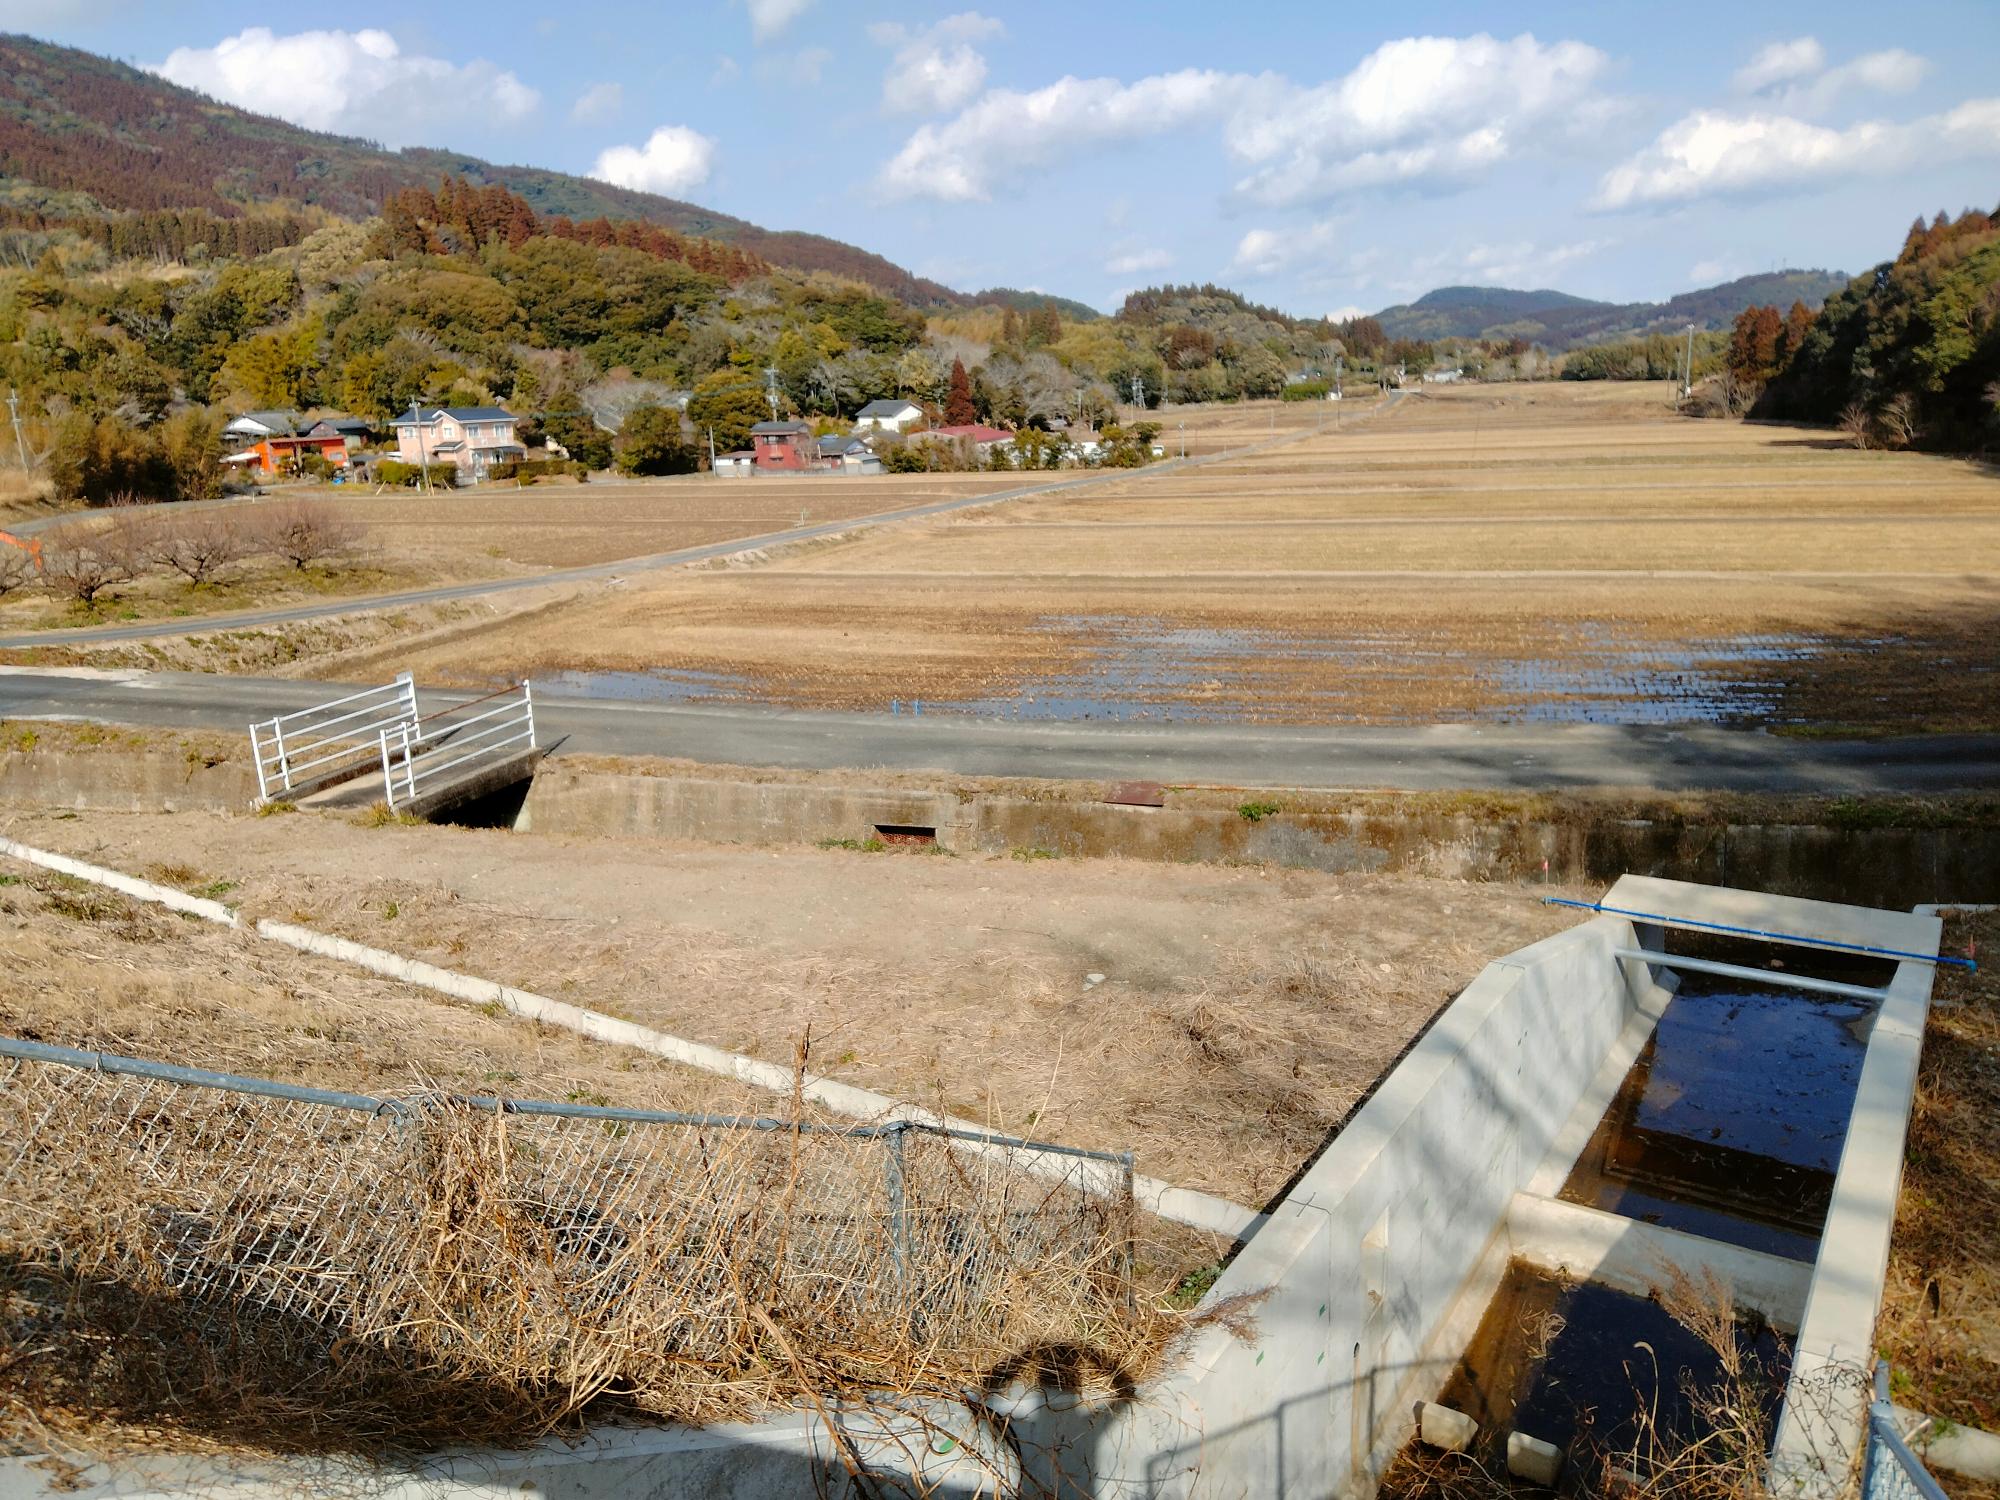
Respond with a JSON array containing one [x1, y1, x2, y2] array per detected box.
[[260, 383, 2000, 734], [299, 472, 1032, 569], [0, 804, 1583, 1206]]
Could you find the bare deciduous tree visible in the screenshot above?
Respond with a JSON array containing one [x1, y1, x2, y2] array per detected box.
[[252, 500, 363, 571], [1838, 401, 1875, 450], [149, 509, 248, 587], [38, 516, 144, 607], [1879, 393, 1920, 449], [0, 542, 34, 599]]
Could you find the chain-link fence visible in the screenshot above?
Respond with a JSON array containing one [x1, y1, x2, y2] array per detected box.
[[1864, 1364, 1952, 1500], [0, 1035, 1155, 1453]]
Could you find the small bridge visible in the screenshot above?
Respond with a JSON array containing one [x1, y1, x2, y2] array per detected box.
[[249, 676, 540, 819]]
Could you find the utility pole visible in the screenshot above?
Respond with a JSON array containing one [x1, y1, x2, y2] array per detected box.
[[763, 366, 781, 422], [407, 398, 433, 494], [1682, 322, 1696, 400], [1129, 374, 1144, 410], [1179, 421, 1186, 460], [5, 393, 25, 470], [707, 426, 717, 471]]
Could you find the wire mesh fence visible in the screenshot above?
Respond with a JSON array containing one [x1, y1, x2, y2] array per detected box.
[[1864, 1365, 1953, 1500], [0, 1036, 1162, 1454]]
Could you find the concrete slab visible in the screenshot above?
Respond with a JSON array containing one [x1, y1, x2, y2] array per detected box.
[[1605, 874, 1941, 960]]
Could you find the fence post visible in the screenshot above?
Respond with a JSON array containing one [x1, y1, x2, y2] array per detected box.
[[378, 726, 397, 807], [272, 718, 288, 788], [523, 680, 537, 751], [250, 723, 269, 801], [885, 1122, 911, 1323], [1122, 1151, 1137, 1313]]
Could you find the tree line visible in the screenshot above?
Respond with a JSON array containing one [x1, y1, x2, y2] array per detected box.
[[1740, 205, 1998, 449]]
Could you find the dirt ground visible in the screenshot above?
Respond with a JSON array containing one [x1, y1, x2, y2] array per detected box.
[[76, 381, 1988, 734], [0, 804, 1586, 1207]]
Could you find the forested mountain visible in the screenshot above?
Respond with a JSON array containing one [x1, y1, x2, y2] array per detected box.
[[0, 33, 962, 306], [1375, 270, 1850, 351], [971, 288, 1102, 321]]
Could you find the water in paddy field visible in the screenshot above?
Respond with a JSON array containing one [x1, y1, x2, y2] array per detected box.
[[1403, 1262, 1793, 1495], [1560, 966, 1881, 1261], [525, 617, 1834, 725]]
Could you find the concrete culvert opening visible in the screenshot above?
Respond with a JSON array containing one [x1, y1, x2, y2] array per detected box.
[[873, 823, 937, 846]]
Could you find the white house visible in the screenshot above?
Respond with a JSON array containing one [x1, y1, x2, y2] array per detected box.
[[713, 451, 756, 478], [221, 409, 302, 441], [854, 399, 925, 434]]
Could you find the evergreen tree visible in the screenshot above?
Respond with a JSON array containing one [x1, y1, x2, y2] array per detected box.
[[944, 359, 977, 426]]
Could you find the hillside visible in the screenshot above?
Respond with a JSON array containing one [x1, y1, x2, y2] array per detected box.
[[1375, 270, 1850, 350], [0, 33, 962, 306], [971, 288, 1103, 321]]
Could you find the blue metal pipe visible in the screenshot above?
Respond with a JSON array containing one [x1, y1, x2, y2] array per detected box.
[[1542, 896, 1977, 971]]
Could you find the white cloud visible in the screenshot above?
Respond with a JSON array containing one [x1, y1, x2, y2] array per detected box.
[[741, 0, 813, 43], [1732, 36, 1927, 114], [876, 33, 1608, 205], [571, 81, 623, 124], [870, 12, 1004, 115], [1325, 305, 1370, 321], [1104, 247, 1171, 276], [1732, 37, 1825, 94], [1688, 257, 1742, 284], [591, 125, 718, 196], [150, 27, 538, 145], [1232, 221, 1341, 277], [1595, 98, 2000, 208], [880, 69, 1248, 200], [1225, 33, 1610, 206], [711, 56, 742, 87]]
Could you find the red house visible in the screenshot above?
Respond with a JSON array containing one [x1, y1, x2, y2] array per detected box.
[[750, 420, 813, 471], [224, 433, 351, 477]]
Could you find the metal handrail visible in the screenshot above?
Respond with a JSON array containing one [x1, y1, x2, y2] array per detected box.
[[1866, 1363, 1953, 1500], [0, 1033, 1133, 1168], [249, 674, 418, 801], [380, 683, 535, 809]]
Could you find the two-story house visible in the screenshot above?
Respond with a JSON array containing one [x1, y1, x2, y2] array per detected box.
[[750, 420, 814, 471], [390, 407, 527, 483]]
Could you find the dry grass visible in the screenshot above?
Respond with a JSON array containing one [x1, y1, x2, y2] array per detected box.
[[0, 870, 1198, 1464], [0, 806, 1581, 1206], [1879, 908, 2000, 1435]]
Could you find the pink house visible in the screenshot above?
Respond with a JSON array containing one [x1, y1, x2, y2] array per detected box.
[[391, 406, 526, 483]]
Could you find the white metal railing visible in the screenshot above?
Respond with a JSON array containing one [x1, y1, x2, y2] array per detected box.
[[249, 674, 418, 802], [380, 683, 536, 810]]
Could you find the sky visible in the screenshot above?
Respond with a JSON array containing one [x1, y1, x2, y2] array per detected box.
[[11, 0, 2000, 316]]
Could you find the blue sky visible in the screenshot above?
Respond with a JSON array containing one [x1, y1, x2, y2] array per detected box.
[[15, 0, 2000, 315]]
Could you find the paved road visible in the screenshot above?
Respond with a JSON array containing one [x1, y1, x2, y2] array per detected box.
[[4, 668, 1993, 793], [0, 408, 1370, 651]]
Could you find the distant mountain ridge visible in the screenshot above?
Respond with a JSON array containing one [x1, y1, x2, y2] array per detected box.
[[1374, 271, 1852, 350], [0, 33, 965, 305]]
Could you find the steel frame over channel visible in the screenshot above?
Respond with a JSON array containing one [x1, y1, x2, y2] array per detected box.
[[248, 674, 418, 803]]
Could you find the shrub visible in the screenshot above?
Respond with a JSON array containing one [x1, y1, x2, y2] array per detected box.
[[492, 458, 589, 484], [1281, 381, 1331, 401], [372, 459, 429, 488]]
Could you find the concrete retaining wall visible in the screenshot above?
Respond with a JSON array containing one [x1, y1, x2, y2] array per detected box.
[[0, 744, 255, 812], [518, 765, 1998, 907], [1098, 914, 1648, 1498]]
